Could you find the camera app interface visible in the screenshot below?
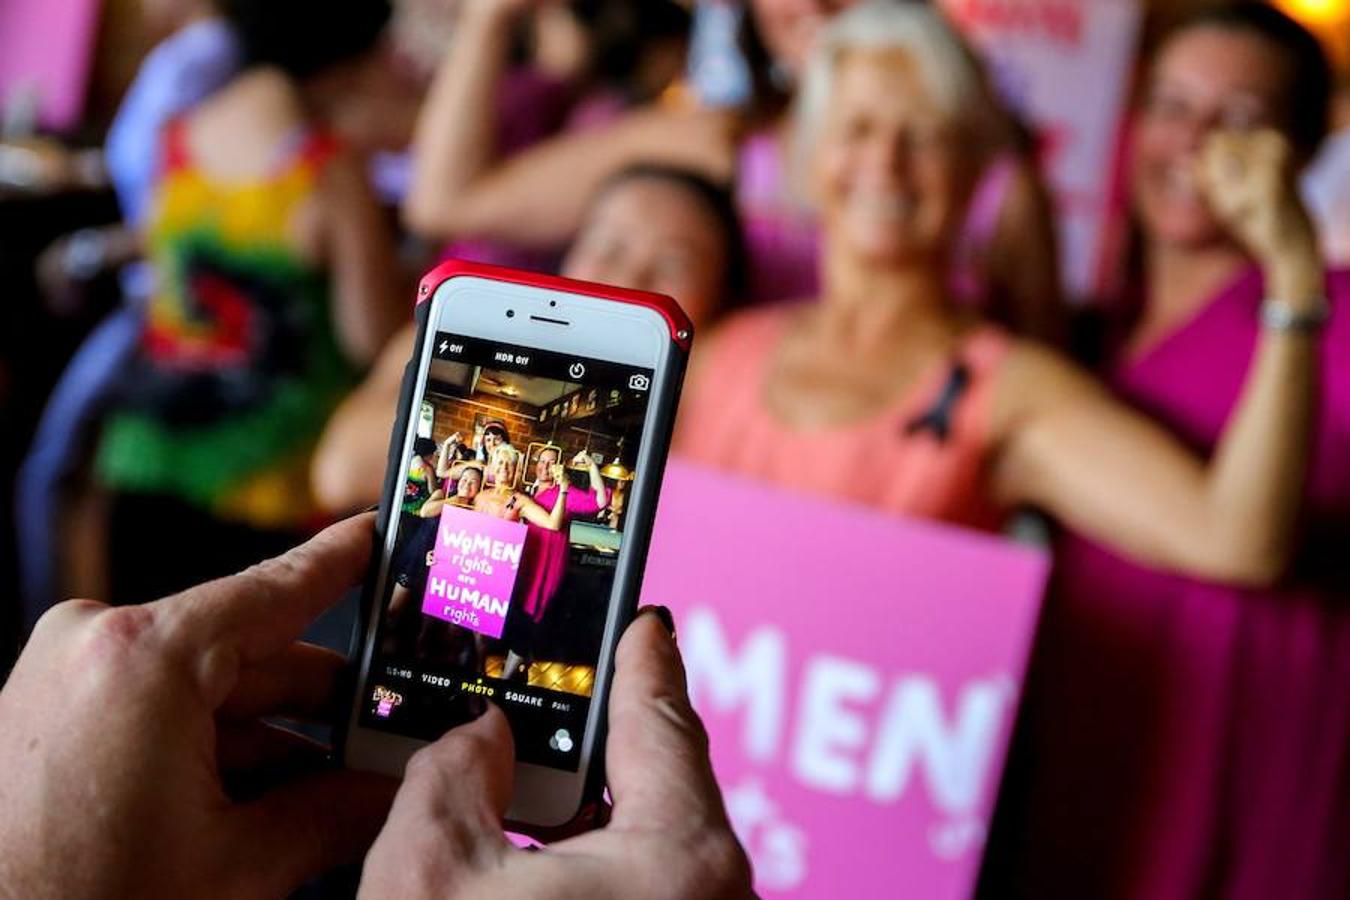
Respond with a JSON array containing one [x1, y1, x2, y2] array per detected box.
[[360, 332, 654, 770]]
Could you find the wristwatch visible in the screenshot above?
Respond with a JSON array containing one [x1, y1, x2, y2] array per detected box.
[[1261, 299, 1330, 333]]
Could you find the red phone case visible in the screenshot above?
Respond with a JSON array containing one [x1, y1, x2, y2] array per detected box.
[[344, 260, 692, 838], [415, 259, 694, 351]]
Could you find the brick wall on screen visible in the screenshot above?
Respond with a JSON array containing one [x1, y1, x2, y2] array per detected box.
[[428, 395, 545, 450], [425, 393, 627, 474]]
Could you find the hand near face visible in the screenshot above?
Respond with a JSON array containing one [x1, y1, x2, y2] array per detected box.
[[358, 610, 754, 899], [1196, 129, 1319, 274], [552, 463, 571, 488], [0, 515, 396, 899]]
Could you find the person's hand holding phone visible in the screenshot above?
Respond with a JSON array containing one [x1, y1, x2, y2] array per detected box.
[[0, 515, 396, 899], [359, 609, 754, 900]]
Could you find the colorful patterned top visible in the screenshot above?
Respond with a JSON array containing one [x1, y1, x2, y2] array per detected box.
[[96, 119, 355, 529]]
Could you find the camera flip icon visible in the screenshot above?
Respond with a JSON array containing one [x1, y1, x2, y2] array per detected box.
[[548, 728, 574, 753], [629, 373, 650, 391]]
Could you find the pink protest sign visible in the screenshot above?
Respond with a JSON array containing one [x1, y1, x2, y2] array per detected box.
[[0, 0, 101, 130], [421, 505, 527, 639], [641, 461, 1048, 898]]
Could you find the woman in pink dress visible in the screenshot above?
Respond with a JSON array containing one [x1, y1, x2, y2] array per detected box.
[[495, 446, 612, 680], [990, 7, 1350, 898]]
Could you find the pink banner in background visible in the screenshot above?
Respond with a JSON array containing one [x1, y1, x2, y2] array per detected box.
[[641, 461, 1048, 898], [421, 505, 526, 639], [941, 0, 1142, 298], [0, 0, 102, 130]]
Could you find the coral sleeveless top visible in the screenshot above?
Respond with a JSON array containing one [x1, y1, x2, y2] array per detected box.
[[675, 306, 1012, 531]]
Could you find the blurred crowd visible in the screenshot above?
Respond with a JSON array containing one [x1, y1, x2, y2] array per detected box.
[[2, 0, 1349, 897]]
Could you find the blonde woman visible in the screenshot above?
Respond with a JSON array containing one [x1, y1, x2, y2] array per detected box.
[[678, 1, 1325, 585], [473, 444, 573, 681]]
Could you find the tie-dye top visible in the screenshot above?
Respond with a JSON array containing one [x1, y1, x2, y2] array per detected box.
[[96, 119, 355, 529]]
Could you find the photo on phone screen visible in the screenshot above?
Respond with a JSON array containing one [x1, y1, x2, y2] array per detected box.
[[357, 331, 655, 771]]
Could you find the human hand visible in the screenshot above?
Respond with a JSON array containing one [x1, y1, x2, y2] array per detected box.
[[1197, 129, 1323, 305], [0, 514, 397, 899], [358, 609, 754, 899], [553, 463, 570, 488]]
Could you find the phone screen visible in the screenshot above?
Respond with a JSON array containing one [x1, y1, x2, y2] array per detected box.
[[357, 331, 655, 771]]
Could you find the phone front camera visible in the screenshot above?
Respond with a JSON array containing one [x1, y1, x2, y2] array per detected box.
[[506, 309, 515, 318]]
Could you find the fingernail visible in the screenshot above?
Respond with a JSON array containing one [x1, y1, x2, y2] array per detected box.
[[363, 504, 380, 513], [638, 605, 676, 641]]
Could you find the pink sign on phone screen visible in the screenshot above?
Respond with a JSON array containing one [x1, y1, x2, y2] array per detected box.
[[641, 461, 1047, 898], [421, 505, 527, 639]]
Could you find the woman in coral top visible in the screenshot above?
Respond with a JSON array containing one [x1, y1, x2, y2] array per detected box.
[[676, 3, 1327, 588]]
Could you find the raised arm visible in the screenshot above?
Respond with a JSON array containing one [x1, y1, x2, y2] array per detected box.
[[419, 487, 449, 518], [572, 451, 610, 510], [318, 149, 405, 364], [991, 130, 1325, 586], [401, 0, 528, 238], [403, 2, 739, 248], [435, 433, 468, 480], [515, 469, 569, 531]]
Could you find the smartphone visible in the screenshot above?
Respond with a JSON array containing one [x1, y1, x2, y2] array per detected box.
[[341, 260, 692, 834]]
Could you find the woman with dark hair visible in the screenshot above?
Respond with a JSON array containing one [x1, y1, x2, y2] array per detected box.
[[991, 5, 1350, 897], [565, 163, 749, 325], [89, 0, 403, 603], [476, 421, 512, 466], [405, 0, 1061, 335], [312, 161, 748, 513]]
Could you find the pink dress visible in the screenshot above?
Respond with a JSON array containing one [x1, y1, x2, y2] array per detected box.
[[1000, 267, 1350, 898], [516, 483, 609, 623], [674, 305, 1012, 530]]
